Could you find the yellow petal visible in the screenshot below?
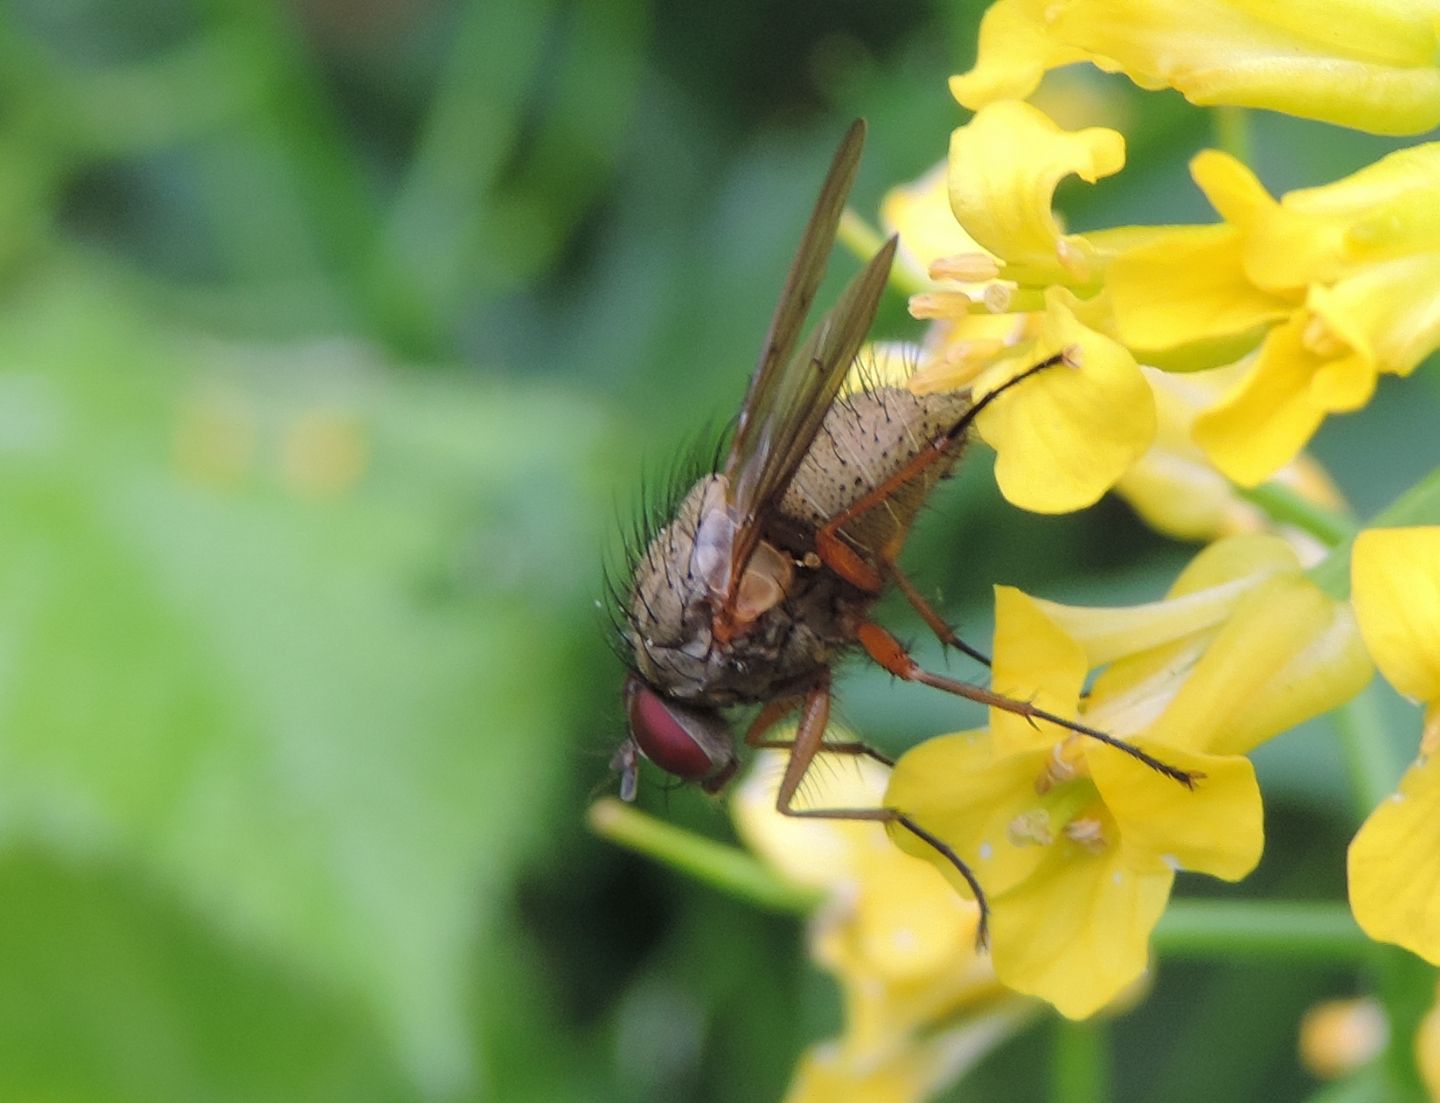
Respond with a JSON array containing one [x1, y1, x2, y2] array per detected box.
[[1041, 0, 1440, 135], [978, 289, 1155, 512], [1106, 222, 1293, 359], [1089, 743, 1262, 881], [1192, 317, 1329, 487], [1030, 534, 1297, 667], [950, 0, 1091, 109], [1166, 531, 1302, 597], [1196, 144, 1440, 292], [784, 1042, 935, 1103], [1148, 575, 1372, 756], [990, 586, 1087, 753], [1114, 369, 1314, 541], [886, 732, 1052, 899], [1349, 754, 1440, 963], [988, 834, 1173, 1019], [852, 850, 973, 982], [947, 100, 1125, 287], [1307, 252, 1440, 380], [1352, 527, 1440, 704], [881, 162, 992, 283], [731, 748, 889, 889], [1418, 982, 1440, 1103]]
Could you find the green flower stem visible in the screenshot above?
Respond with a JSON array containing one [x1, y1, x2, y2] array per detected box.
[[838, 208, 926, 296], [1154, 899, 1370, 962], [1335, 683, 1401, 822], [1212, 106, 1252, 164], [587, 799, 820, 914], [1238, 481, 1356, 547], [1309, 464, 1440, 597], [1053, 1018, 1110, 1103]]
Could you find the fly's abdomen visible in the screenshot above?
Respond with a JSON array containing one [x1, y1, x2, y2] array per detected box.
[[776, 386, 970, 563]]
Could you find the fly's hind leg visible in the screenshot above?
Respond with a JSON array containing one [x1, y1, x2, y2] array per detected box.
[[760, 674, 992, 946], [856, 619, 1201, 789], [885, 561, 992, 668], [811, 357, 1074, 663]]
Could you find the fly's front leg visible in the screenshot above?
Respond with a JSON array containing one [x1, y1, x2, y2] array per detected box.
[[770, 675, 992, 945], [744, 689, 893, 766], [856, 619, 1201, 789]]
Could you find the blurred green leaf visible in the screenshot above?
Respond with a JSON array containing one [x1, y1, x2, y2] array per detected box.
[[0, 263, 611, 1095]]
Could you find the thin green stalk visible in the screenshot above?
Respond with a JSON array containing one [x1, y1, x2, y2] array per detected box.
[[1212, 106, 1252, 164], [1052, 1018, 1109, 1103], [839, 208, 926, 296], [1310, 465, 1440, 596], [587, 799, 820, 914], [1238, 481, 1356, 547], [1154, 899, 1370, 961], [1334, 684, 1400, 823]]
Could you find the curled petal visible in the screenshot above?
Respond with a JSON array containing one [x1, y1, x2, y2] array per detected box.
[[988, 835, 1172, 1019], [950, 0, 1092, 108], [1352, 527, 1440, 704], [948, 100, 1125, 286], [978, 289, 1155, 512], [1090, 742, 1262, 881], [1194, 145, 1440, 291], [1349, 755, 1440, 963]]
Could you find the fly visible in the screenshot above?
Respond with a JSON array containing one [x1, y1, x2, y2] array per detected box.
[[608, 120, 1195, 940]]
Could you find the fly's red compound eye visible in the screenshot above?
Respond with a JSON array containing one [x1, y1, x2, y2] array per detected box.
[[624, 675, 733, 782]]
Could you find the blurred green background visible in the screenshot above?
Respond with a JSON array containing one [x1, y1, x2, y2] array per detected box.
[[1, 2, 1438, 1101]]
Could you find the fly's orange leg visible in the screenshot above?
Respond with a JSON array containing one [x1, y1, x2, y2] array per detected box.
[[817, 353, 1071, 645], [768, 674, 992, 945], [856, 621, 1200, 789], [885, 561, 992, 668], [743, 690, 893, 765]]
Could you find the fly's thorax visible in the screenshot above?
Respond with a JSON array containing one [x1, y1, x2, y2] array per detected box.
[[625, 472, 855, 706], [776, 385, 971, 561], [626, 474, 724, 697]]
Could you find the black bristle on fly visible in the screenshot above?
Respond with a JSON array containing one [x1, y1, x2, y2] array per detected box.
[[600, 420, 729, 670]]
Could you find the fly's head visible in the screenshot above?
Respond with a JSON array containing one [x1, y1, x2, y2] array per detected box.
[[614, 672, 738, 800], [613, 471, 795, 799], [613, 473, 739, 798]]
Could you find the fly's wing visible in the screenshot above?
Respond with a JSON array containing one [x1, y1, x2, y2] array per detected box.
[[714, 119, 898, 601]]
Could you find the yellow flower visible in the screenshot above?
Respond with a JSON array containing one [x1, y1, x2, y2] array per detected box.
[[1297, 996, 1387, 1082], [883, 101, 1155, 514], [1182, 147, 1440, 484], [953, 0, 1440, 136], [1418, 979, 1440, 1101], [1114, 364, 1346, 548], [1346, 527, 1440, 960], [886, 535, 1373, 1017], [733, 750, 1033, 1103]]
